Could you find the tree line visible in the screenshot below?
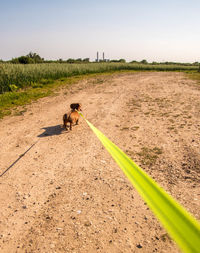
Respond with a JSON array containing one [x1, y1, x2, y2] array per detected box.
[[0, 52, 199, 66]]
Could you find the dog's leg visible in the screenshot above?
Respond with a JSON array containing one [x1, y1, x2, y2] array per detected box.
[[63, 114, 68, 130], [76, 119, 79, 125], [70, 122, 72, 130]]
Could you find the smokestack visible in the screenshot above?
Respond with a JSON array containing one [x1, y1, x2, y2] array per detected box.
[[103, 52, 105, 61], [97, 51, 99, 62]]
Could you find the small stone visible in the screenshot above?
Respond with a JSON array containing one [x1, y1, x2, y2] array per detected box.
[[77, 210, 81, 214], [136, 244, 142, 248], [22, 205, 27, 209], [84, 221, 91, 227], [50, 243, 55, 248], [113, 228, 118, 233]]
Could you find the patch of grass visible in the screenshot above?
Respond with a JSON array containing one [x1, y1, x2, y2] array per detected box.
[[0, 87, 52, 118], [14, 108, 27, 116], [137, 147, 163, 166], [131, 126, 140, 131], [186, 72, 200, 84], [167, 126, 175, 130], [168, 118, 175, 123], [160, 112, 170, 117], [126, 150, 136, 158], [0, 109, 11, 118], [160, 233, 172, 242], [120, 127, 129, 131], [173, 114, 181, 118], [95, 78, 104, 84]]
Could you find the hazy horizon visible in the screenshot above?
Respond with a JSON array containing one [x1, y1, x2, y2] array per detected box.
[[1, 0, 200, 63]]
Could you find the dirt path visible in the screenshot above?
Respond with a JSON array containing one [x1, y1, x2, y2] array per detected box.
[[0, 72, 200, 253]]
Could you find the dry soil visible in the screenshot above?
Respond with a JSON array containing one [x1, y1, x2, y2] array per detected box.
[[0, 72, 200, 253]]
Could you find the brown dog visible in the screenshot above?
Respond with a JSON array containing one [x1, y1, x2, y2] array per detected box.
[[63, 103, 82, 130]]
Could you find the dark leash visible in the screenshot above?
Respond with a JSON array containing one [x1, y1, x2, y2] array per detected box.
[[0, 139, 39, 177]]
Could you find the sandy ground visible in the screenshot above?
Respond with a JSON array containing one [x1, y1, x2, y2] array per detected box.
[[0, 72, 200, 253]]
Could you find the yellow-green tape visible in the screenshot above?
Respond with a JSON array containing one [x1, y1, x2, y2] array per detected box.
[[79, 112, 200, 253]]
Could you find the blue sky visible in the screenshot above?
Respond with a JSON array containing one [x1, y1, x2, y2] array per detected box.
[[0, 0, 200, 62]]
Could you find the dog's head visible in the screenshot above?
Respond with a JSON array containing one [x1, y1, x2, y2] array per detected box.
[[70, 103, 82, 111]]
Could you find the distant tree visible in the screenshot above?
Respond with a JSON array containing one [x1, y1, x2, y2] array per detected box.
[[11, 58, 19, 64], [18, 56, 34, 64], [27, 52, 44, 63], [66, 58, 76, 63], [119, 59, 126, 63], [10, 52, 44, 64], [110, 59, 120, 63], [130, 60, 138, 63], [76, 58, 82, 63], [83, 58, 90, 62], [140, 59, 148, 64]]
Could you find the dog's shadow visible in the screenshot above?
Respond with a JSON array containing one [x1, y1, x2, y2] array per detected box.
[[38, 124, 67, 137]]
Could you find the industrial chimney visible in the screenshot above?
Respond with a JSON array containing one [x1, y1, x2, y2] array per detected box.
[[96, 52, 99, 62]]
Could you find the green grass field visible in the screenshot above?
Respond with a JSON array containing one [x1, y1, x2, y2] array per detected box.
[[0, 62, 198, 93]]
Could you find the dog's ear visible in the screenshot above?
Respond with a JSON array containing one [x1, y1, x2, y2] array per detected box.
[[70, 103, 81, 110], [70, 103, 76, 110]]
